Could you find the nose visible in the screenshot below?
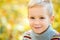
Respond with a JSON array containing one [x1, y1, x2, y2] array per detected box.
[[34, 19, 40, 25]]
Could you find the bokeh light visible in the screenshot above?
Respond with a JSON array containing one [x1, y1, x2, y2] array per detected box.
[[0, 0, 60, 40]]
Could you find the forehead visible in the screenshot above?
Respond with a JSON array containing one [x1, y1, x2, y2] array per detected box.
[[28, 5, 49, 16]]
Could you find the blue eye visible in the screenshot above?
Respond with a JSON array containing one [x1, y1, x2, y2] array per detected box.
[[30, 17, 35, 19]]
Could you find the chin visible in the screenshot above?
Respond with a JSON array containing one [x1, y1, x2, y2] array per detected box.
[[34, 31, 42, 34]]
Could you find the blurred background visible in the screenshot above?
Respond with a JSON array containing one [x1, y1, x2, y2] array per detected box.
[[0, 0, 60, 40]]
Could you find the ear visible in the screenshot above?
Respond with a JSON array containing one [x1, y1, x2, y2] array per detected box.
[[50, 16, 54, 24]]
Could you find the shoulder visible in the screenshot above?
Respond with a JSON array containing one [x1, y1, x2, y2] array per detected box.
[[22, 30, 32, 40], [51, 32, 60, 40], [51, 29, 60, 38], [53, 29, 59, 35]]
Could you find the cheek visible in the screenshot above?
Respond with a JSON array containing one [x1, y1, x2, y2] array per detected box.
[[41, 20, 49, 29], [29, 19, 33, 25], [41, 19, 50, 25]]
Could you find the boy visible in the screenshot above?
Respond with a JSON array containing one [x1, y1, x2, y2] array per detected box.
[[23, 0, 59, 40]]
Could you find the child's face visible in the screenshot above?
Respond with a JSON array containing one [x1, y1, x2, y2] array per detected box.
[[28, 6, 53, 34]]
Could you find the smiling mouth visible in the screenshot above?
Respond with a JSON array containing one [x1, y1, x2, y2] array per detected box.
[[34, 27, 42, 29]]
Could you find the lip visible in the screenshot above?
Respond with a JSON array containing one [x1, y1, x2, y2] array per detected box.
[[34, 27, 42, 29]]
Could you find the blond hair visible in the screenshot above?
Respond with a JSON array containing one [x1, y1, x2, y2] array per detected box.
[[28, 0, 53, 16]]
